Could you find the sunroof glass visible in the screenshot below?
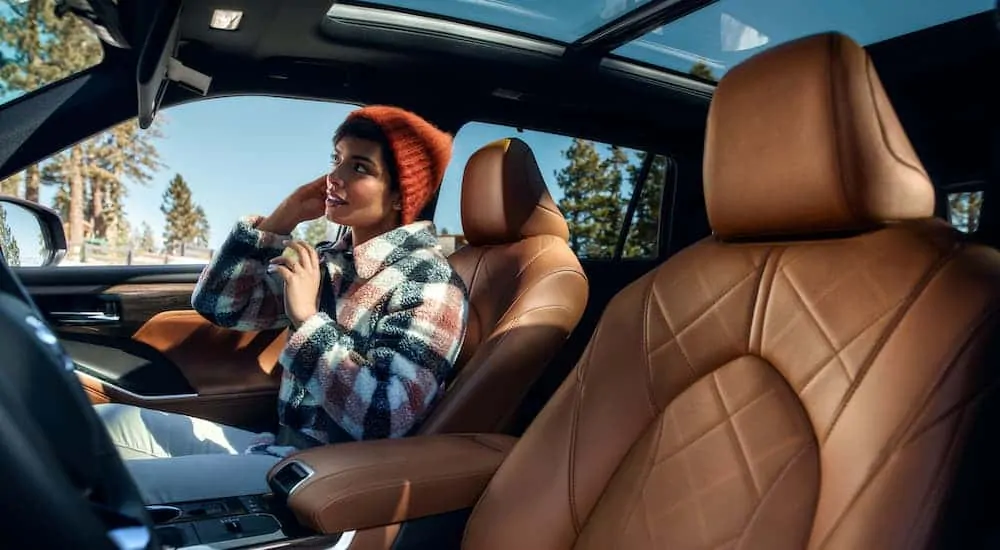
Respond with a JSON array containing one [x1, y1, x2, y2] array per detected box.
[[612, 0, 995, 81], [336, 0, 655, 42]]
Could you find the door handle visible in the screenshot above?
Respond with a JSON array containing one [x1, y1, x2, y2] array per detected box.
[[49, 311, 121, 325]]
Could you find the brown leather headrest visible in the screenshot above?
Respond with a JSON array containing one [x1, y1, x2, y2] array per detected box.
[[704, 32, 935, 239], [461, 138, 570, 246]]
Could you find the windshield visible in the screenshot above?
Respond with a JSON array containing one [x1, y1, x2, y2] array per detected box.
[[0, 0, 104, 107]]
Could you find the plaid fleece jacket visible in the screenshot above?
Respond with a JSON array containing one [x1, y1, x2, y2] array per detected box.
[[191, 216, 468, 456]]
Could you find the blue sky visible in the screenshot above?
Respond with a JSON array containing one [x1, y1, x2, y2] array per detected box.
[[4, 0, 995, 253]]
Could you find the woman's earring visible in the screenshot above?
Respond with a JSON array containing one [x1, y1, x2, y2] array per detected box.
[[393, 202, 402, 211]]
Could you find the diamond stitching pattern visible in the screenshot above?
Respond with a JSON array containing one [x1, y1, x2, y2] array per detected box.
[[573, 229, 944, 550], [576, 356, 814, 549], [644, 247, 765, 407], [764, 236, 932, 436]]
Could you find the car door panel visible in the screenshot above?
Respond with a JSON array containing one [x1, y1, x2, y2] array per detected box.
[[77, 372, 279, 433], [24, 265, 201, 338], [18, 266, 284, 433]]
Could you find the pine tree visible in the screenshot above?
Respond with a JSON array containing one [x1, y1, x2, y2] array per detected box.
[[86, 119, 165, 243], [112, 216, 131, 250], [297, 217, 330, 246], [690, 62, 716, 81], [0, 172, 21, 196], [161, 174, 203, 253], [66, 144, 87, 249], [134, 221, 155, 253], [623, 153, 669, 258], [193, 205, 210, 247], [0, 203, 21, 266], [555, 139, 628, 258]]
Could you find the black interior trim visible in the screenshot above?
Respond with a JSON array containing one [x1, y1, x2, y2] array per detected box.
[[0, 50, 137, 179], [390, 508, 472, 550], [614, 152, 654, 260], [61, 333, 197, 396], [658, 156, 681, 258], [16, 264, 204, 287]]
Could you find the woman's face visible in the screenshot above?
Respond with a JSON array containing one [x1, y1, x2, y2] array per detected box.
[[325, 136, 401, 232]]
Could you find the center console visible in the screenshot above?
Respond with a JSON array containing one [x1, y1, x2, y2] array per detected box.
[[147, 433, 516, 549], [149, 493, 319, 549]]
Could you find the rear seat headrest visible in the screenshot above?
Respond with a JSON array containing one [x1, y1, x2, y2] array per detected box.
[[461, 138, 570, 246]]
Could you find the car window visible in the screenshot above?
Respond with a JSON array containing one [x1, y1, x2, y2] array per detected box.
[[2, 98, 668, 266], [948, 190, 983, 233], [1, 96, 360, 266], [435, 122, 669, 260], [0, 0, 104, 108]]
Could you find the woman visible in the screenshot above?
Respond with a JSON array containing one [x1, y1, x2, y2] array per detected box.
[[96, 105, 469, 504]]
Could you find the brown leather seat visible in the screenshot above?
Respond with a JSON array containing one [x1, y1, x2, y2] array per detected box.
[[418, 138, 589, 435], [461, 33, 1000, 549]]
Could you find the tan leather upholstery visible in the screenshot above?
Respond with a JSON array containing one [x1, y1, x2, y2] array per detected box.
[[462, 33, 1000, 549], [459, 138, 570, 246], [704, 33, 934, 239], [271, 434, 515, 534], [419, 138, 588, 434], [131, 310, 285, 395]]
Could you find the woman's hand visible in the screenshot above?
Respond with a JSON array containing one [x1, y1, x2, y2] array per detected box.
[[258, 175, 327, 234], [269, 240, 322, 328]]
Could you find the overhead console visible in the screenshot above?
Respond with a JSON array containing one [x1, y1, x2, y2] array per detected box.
[[268, 433, 516, 535]]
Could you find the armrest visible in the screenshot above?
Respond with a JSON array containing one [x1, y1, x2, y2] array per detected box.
[[266, 433, 516, 534]]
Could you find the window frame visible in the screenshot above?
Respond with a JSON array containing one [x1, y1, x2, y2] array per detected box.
[[942, 180, 986, 234]]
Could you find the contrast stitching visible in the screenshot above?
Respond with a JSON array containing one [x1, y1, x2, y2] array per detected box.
[[864, 57, 926, 177], [816, 283, 997, 548], [737, 442, 817, 548], [709, 371, 760, 497], [822, 243, 959, 443], [828, 34, 858, 223]]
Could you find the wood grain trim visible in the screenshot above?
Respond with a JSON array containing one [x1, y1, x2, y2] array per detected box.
[[106, 283, 197, 332], [55, 282, 198, 339]]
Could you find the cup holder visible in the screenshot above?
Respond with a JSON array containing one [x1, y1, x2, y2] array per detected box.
[[146, 504, 183, 524]]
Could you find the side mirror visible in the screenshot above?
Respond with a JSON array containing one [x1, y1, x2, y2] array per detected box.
[[0, 197, 67, 267]]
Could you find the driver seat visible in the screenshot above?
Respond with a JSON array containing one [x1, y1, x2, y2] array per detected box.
[[461, 33, 1000, 549]]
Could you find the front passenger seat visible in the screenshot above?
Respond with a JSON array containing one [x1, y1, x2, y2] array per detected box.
[[419, 138, 589, 435], [462, 33, 1000, 549]]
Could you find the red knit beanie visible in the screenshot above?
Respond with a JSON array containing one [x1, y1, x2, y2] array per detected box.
[[342, 106, 453, 225]]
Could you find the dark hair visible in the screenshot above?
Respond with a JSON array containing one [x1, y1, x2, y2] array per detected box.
[[333, 116, 400, 191]]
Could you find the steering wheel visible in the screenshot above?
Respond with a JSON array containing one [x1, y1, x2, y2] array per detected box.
[[0, 252, 157, 547]]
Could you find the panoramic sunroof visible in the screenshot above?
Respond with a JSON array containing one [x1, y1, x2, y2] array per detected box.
[[612, 0, 995, 82], [337, 0, 653, 42]]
